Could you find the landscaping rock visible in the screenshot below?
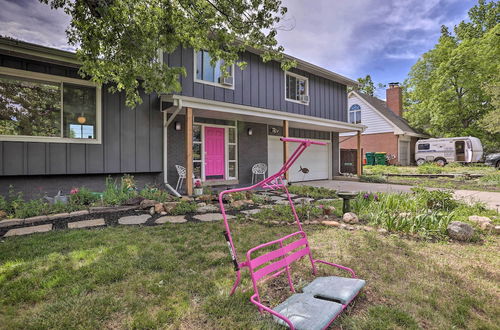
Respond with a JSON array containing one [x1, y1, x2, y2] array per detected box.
[[196, 204, 219, 213], [123, 196, 145, 206], [196, 195, 213, 203], [342, 212, 359, 224], [4, 224, 52, 237], [377, 228, 388, 233], [270, 196, 285, 202], [322, 205, 336, 215], [118, 214, 150, 225], [140, 199, 158, 209], [240, 209, 261, 216], [447, 221, 474, 241], [47, 213, 70, 220], [275, 200, 290, 205], [193, 213, 235, 222], [0, 210, 6, 219], [181, 196, 194, 202], [280, 193, 297, 198], [294, 197, 314, 204], [0, 218, 23, 228], [163, 202, 179, 213], [155, 216, 187, 224], [468, 215, 493, 230], [68, 218, 105, 229], [154, 203, 165, 214], [322, 220, 341, 227], [495, 226, 500, 235], [69, 210, 90, 217], [317, 199, 337, 203], [197, 202, 207, 207], [24, 215, 49, 224], [361, 226, 374, 231]]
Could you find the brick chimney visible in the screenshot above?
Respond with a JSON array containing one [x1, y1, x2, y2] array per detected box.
[[386, 82, 403, 117]]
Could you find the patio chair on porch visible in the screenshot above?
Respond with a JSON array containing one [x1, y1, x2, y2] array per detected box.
[[251, 163, 267, 184], [175, 165, 187, 192]]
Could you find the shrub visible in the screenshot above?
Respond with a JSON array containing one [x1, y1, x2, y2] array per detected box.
[[169, 201, 197, 215], [0, 195, 8, 212], [417, 163, 443, 174], [13, 199, 50, 219], [287, 185, 337, 199], [360, 175, 387, 183], [69, 187, 98, 206], [102, 177, 136, 205], [411, 187, 458, 211], [140, 186, 176, 202]]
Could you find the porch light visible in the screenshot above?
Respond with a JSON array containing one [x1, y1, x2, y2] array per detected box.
[[175, 121, 182, 131], [247, 128, 253, 136]]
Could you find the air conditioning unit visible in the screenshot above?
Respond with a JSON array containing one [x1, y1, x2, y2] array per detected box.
[[219, 76, 234, 86], [299, 95, 309, 103]]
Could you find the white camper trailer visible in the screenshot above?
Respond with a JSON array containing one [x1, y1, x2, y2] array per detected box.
[[415, 137, 483, 166]]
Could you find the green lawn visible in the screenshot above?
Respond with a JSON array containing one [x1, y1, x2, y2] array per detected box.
[[1, 222, 499, 329]]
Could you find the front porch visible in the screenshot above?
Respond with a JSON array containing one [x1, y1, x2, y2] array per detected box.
[[161, 94, 365, 195]]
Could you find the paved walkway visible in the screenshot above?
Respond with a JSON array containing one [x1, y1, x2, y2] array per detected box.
[[299, 180, 500, 211]]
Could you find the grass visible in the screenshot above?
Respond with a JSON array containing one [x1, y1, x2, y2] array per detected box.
[[361, 165, 500, 192], [1, 222, 499, 329]]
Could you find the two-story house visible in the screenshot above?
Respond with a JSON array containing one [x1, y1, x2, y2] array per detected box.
[[340, 84, 426, 167], [0, 37, 363, 197]]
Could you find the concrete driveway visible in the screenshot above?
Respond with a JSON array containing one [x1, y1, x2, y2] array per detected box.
[[298, 180, 500, 211]]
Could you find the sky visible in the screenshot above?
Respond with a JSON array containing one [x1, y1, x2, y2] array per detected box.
[[0, 0, 476, 98]]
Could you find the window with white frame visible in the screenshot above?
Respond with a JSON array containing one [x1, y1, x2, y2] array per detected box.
[[349, 104, 361, 124], [193, 124, 202, 179], [0, 68, 100, 142], [227, 127, 237, 179], [285, 71, 309, 104], [195, 50, 233, 87]]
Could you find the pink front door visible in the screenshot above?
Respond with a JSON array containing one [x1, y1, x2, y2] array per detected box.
[[205, 127, 225, 180]]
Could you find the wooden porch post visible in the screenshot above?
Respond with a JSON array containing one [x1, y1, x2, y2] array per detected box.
[[283, 120, 289, 180], [356, 131, 362, 176], [185, 107, 193, 195]]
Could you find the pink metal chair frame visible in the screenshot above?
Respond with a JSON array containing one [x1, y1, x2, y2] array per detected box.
[[219, 137, 360, 330]]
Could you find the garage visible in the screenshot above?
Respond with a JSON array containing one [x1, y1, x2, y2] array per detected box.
[[268, 136, 331, 182]]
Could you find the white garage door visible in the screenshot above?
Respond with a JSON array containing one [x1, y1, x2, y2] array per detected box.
[[268, 137, 331, 182]]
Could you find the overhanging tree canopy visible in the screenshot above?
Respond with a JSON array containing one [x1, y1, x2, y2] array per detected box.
[[41, 0, 292, 107]]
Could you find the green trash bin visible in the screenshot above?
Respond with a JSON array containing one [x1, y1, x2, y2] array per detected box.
[[365, 152, 375, 166], [375, 152, 387, 165]]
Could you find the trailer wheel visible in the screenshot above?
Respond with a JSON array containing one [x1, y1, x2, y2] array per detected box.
[[435, 158, 447, 167], [416, 158, 426, 166]]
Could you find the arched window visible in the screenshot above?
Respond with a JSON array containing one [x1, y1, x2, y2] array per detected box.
[[349, 104, 361, 124]]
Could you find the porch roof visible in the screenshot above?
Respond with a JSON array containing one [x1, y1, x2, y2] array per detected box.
[[161, 94, 365, 133]]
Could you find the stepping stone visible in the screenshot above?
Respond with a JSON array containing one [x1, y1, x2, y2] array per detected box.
[[294, 197, 314, 204], [260, 205, 274, 209], [196, 204, 219, 213], [240, 209, 261, 216], [275, 200, 291, 205], [193, 213, 235, 222], [68, 218, 105, 229], [269, 196, 285, 202], [155, 216, 187, 224], [4, 224, 52, 237], [118, 214, 150, 225], [280, 193, 297, 198]]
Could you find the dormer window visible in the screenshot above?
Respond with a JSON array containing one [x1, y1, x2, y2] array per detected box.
[[349, 104, 361, 124], [195, 50, 234, 88], [285, 71, 309, 104]]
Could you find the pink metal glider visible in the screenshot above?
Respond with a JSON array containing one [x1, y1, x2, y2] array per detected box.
[[218, 137, 365, 330]]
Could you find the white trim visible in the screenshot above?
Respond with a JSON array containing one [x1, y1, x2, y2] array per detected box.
[[0, 67, 102, 144], [193, 49, 235, 90], [163, 94, 365, 133], [284, 71, 309, 105], [349, 90, 426, 137]]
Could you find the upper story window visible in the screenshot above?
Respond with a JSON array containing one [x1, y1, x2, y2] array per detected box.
[[349, 104, 361, 124], [195, 50, 234, 88], [0, 67, 101, 144], [285, 71, 309, 104]]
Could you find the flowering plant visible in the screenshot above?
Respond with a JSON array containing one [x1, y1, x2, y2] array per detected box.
[[70, 188, 79, 195], [194, 179, 202, 188]]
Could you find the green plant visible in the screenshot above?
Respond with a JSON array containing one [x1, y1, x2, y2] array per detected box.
[[69, 187, 98, 206], [139, 186, 176, 203], [478, 173, 500, 187], [417, 163, 443, 174], [102, 177, 136, 205], [169, 201, 197, 215], [0, 195, 8, 213], [412, 187, 458, 211], [13, 199, 50, 219], [287, 185, 337, 199], [359, 175, 387, 183]]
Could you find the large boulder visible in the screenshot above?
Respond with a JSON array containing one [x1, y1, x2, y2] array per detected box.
[[123, 196, 145, 206], [447, 221, 474, 241], [468, 215, 493, 230], [342, 212, 359, 224], [140, 199, 157, 209]]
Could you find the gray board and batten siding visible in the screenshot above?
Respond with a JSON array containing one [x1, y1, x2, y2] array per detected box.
[[0, 54, 163, 177], [164, 48, 349, 122]]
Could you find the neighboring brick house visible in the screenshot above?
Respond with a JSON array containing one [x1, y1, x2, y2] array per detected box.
[[340, 83, 426, 166], [0, 37, 364, 197]]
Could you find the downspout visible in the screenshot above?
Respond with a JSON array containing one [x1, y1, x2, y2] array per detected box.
[[162, 98, 183, 197]]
